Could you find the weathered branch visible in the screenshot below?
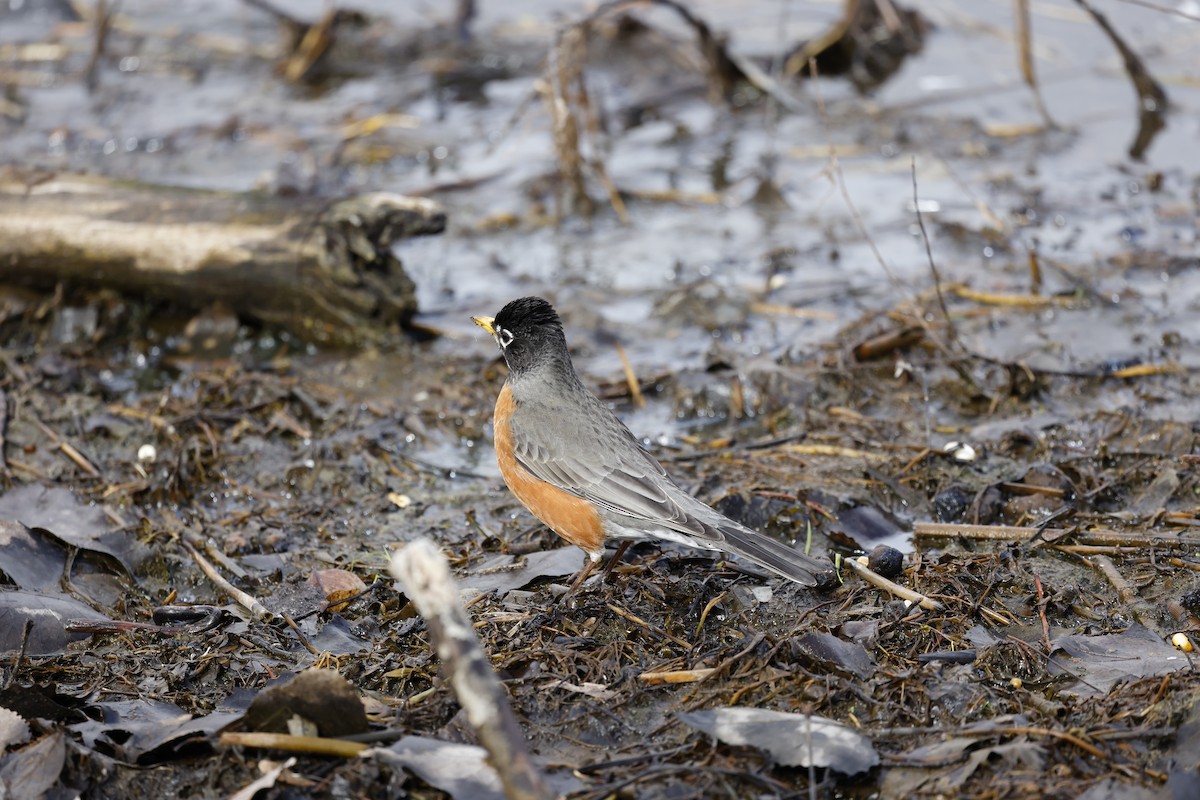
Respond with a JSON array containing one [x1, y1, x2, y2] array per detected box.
[[0, 169, 445, 344], [390, 539, 554, 800]]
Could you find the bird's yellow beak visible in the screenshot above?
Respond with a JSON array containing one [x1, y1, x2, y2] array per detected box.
[[471, 315, 496, 335]]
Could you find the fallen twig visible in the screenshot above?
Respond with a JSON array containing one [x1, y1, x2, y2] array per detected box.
[[181, 538, 272, 619], [84, 0, 114, 94], [1092, 554, 1136, 605], [0, 388, 8, 481], [778, 443, 888, 462], [390, 539, 554, 800], [614, 341, 645, 409], [1118, 0, 1200, 20], [606, 602, 692, 649], [1073, 0, 1168, 159], [949, 285, 1062, 307], [1089, 552, 1162, 633], [1013, 0, 1056, 127], [911, 158, 959, 350], [219, 732, 368, 758], [841, 557, 942, 610], [58, 441, 101, 477], [545, 0, 802, 221], [809, 58, 897, 285], [914, 521, 1200, 549], [638, 667, 716, 685], [1110, 362, 1186, 379], [30, 415, 101, 477]]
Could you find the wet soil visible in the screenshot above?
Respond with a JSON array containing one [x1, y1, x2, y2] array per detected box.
[[1, 1, 1199, 798]]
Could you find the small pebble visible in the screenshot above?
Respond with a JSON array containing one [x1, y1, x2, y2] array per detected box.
[[867, 545, 904, 578]]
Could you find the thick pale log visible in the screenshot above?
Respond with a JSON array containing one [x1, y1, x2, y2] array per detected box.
[[0, 170, 445, 343]]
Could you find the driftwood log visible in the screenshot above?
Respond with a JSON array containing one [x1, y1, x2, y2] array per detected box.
[[0, 169, 445, 344]]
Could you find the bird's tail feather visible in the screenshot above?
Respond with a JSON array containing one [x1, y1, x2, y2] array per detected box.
[[716, 523, 832, 586]]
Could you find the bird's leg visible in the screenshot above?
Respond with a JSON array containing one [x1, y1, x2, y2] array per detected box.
[[561, 542, 634, 603], [600, 540, 632, 581], [562, 554, 601, 600]]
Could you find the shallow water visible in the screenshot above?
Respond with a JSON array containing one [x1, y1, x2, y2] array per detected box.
[[2, 0, 1197, 446]]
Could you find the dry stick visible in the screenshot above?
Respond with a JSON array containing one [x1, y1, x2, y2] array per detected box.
[[84, 0, 113, 94], [1032, 572, 1052, 653], [282, 614, 320, 656], [935, 156, 1008, 233], [546, 0, 786, 221], [219, 732, 368, 758], [1073, 0, 1169, 159], [0, 388, 9, 481], [841, 557, 942, 611], [964, 726, 1109, 762], [547, 26, 592, 220], [196, 535, 248, 579], [638, 668, 717, 685], [181, 538, 272, 620], [1012, 0, 1056, 127], [284, 7, 337, 84], [914, 521, 1200, 549], [4, 620, 33, 691], [606, 603, 692, 649], [1027, 245, 1043, 293], [1054, 544, 1142, 556], [778, 442, 887, 461], [1111, 362, 1187, 379], [1118, 0, 1200, 21], [30, 416, 101, 477], [782, 0, 855, 78], [694, 590, 727, 638], [950, 284, 1059, 307], [59, 441, 102, 477], [614, 341, 645, 408], [911, 159, 959, 350], [1090, 553, 1163, 633], [808, 58, 898, 286], [390, 539, 554, 800], [1092, 554, 1136, 604], [566, 19, 629, 224]]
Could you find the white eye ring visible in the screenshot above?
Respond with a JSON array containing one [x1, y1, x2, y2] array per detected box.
[[496, 327, 514, 348]]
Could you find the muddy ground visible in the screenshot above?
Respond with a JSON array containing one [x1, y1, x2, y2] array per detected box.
[[1, 1, 1199, 798]]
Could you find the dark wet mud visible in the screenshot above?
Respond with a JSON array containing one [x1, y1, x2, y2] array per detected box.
[[1, 1, 1198, 798]]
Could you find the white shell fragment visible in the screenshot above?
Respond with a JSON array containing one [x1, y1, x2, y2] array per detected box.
[[942, 441, 977, 462]]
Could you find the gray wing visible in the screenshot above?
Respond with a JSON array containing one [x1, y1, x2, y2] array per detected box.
[[508, 389, 694, 531], [508, 389, 832, 586]]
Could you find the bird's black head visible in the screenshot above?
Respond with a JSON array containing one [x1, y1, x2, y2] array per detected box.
[[473, 296, 569, 375]]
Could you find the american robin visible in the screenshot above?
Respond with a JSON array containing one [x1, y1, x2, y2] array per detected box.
[[473, 296, 832, 591]]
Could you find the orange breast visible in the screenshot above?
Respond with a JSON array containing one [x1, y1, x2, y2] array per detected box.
[[493, 384, 606, 558]]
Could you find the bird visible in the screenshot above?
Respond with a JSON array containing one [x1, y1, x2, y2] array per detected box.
[[472, 296, 833, 593]]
